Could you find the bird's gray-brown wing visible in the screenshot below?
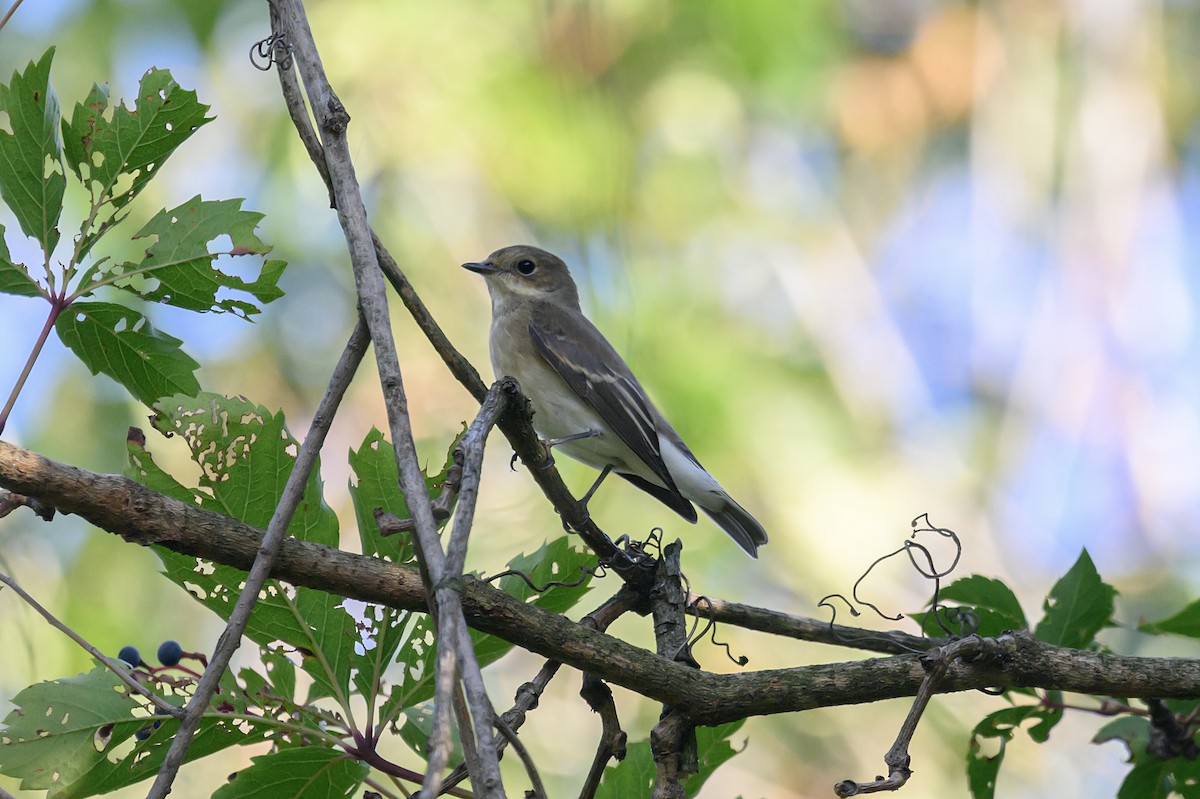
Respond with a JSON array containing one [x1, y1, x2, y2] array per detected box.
[[527, 302, 683, 499]]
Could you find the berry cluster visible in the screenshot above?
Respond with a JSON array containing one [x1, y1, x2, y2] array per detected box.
[[113, 640, 200, 741]]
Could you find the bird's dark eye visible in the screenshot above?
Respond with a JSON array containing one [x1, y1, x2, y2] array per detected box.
[[516, 259, 536, 276]]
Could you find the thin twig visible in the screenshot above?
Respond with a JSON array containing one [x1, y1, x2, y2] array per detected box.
[[443, 586, 640, 794], [145, 315, 370, 799], [0, 571, 183, 717], [834, 636, 988, 796], [578, 674, 626, 799], [494, 716, 548, 799], [266, 3, 504, 795], [687, 593, 940, 656], [0, 0, 26, 34]]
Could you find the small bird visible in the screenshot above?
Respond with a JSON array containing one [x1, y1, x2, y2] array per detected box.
[[463, 245, 768, 557]]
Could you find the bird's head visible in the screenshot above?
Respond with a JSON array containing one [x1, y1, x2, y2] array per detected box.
[[463, 245, 581, 311]]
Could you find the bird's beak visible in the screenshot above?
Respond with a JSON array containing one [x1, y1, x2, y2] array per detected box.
[[462, 261, 498, 275]]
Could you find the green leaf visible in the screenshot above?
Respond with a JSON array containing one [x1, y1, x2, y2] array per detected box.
[[140, 394, 353, 703], [1094, 716, 1150, 758], [683, 720, 747, 796], [915, 575, 1028, 638], [0, 224, 43, 297], [348, 428, 461, 707], [1033, 550, 1117, 649], [966, 704, 1063, 799], [0, 665, 136, 793], [152, 393, 338, 540], [0, 664, 265, 799], [496, 536, 595, 613], [1094, 712, 1200, 799], [212, 747, 367, 799], [1117, 761, 1174, 799], [1140, 597, 1200, 638], [594, 738, 655, 799], [349, 427, 418, 564], [471, 537, 596, 666], [0, 48, 66, 258], [595, 721, 745, 799], [99, 197, 284, 317], [61, 67, 210, 212], [55, 301, 200, 407]]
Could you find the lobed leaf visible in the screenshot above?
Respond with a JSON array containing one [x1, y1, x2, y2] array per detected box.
[[55, 301, 200, 407], [0, 48, 65, 258], [212, 747, 368, 799], [60, 67, 210, 211], [100, 196, 284, 317], [139, 394, 353, 702]]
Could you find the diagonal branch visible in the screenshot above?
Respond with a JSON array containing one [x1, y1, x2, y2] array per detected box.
[[266, 2, 503, 794]]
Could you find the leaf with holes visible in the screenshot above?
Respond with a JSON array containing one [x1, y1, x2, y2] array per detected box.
[[0, 48, 66, 258], [0, 224, 43, 297], [0, 665, 267, 799], [138, 394, 354, 704], [471, 537, 595, 665], [212, 747, 368, 799], [55, 301, 200, 407], [347, 428, 459, 706], [966, 704, 1063, 799], [94, 196, 285, 317], [60, 66, 210, 211]]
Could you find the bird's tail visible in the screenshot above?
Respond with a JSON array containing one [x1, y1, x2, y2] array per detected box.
[[702, 497, 769, 558]]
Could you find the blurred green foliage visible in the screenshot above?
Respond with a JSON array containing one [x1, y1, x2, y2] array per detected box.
[[4, 1, 1200, 796]]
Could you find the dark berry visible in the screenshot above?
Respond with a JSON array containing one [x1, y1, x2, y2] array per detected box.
[[117, 646, 141, 667], [157, 640, 183, 666], [135, 725, 152, 741]]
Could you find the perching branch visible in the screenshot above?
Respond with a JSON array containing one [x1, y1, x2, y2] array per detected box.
[[6, 440, 1200, 725]]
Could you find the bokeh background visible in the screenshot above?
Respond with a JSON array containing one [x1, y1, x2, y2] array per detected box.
[[3, 0, 1200, 796]]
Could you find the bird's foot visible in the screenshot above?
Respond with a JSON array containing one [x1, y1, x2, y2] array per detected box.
[[535, 428, 601, 470]]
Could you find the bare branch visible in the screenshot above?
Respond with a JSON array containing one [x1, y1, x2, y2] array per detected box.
[[578, 674, 627, 799], [834, 636, 986, 796], [650, 541, 698, 798], [687, 593, 939, 656], [6, 439, 1200, 724], [265, 3, 503, 793]]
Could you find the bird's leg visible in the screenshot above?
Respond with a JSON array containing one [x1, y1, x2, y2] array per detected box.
[[580, 464, 614, 508], [536, 428, 601, 469], [511, 428, 603, 471]]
